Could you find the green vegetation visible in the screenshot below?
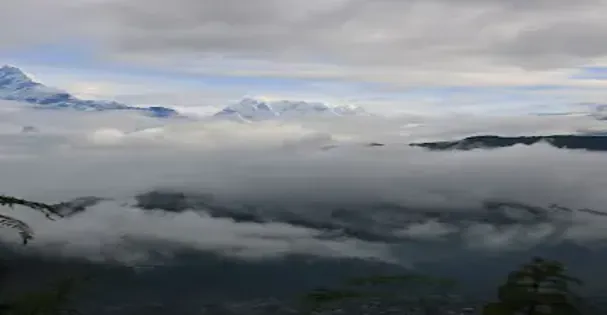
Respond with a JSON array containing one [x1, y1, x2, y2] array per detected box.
[[0, 194, 591, 314], [4, 277, 89, 315], [483, 257, 583, 315], [303, 258, 586, 314], [303, 273, 458, 313], [0, 195, 81, 315]]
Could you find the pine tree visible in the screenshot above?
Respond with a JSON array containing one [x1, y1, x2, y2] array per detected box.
[[0, 195, 83, 315], [483, 257, 583, 315], [0, 195, 61, 244]]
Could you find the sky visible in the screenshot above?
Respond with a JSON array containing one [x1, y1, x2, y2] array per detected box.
[[4, 0, 607, 284], [3, 0, 607, 115]]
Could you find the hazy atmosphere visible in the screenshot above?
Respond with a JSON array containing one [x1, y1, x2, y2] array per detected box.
[[2, 106, 607, 266], [2, 1, 607, 314]]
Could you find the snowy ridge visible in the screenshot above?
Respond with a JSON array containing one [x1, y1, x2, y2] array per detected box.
[[0, 65, 178, 118], [214, 98, 371, 121]]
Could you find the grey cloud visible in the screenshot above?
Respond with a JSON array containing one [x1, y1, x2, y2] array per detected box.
[[493, 19, 607, 68], [4, 201, 390, 264], [0, 1, 93, 50], [93, 0, 607, 71], [2, 105, 607, 265], [3, 0, 607, 86]]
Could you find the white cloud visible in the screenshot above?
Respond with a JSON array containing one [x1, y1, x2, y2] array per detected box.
[[4, 0, 607, 89], [86, 0, 607, 87], [2, 105, 607, 265], [6, 202, 389, 264]]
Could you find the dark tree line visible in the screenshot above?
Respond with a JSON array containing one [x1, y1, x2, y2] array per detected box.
[[0, 195, 84, 315], [0, 195, 63, 244]]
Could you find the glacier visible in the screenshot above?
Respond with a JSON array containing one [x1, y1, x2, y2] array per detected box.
[[0, 65, 178, 118], [213, 97, 371, 121], [0, 65, 373, 121]]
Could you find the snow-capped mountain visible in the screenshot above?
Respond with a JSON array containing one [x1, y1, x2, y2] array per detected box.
[[214, 98, 370, 121], [0, 65, 177, 117]]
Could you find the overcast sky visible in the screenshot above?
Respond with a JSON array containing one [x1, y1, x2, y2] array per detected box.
[[4, 1, 607, 270], [2, 0, 607, 114]]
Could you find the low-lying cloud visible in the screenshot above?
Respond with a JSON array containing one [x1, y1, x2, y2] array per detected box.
[[2, 104, 607, 266]]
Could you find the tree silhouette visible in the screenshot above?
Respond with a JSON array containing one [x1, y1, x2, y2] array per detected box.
[[0, 195, 62, 244], [0, 194, 81, 315], [483, 257, 583, 315]]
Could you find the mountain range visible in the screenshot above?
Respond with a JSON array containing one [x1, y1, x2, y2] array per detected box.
[[0, 65, 178, 117], [409, 134, 607, 151], [0, 65, 372, 121], [213, 97, 370, 121]]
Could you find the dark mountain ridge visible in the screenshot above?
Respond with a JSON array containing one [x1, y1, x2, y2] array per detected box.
[[410, 134, 607, 151]]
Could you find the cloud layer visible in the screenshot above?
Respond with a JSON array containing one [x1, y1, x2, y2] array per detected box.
[[2, 104, 607, 266], [5, 0, 607, 88]]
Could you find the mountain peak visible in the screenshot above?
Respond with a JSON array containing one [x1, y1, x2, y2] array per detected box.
[[0, 65, 178, 118], [0, 64, 26, 74], [214, 98, 370, 121], [0, 65, 37, 88], [0, 65, 33, 80]]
